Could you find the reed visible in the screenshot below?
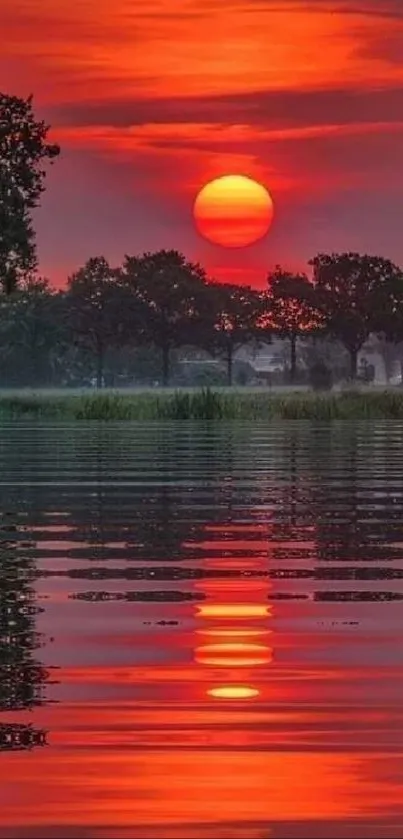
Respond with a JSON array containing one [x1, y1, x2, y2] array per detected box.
[[0, 388, 403, 421]]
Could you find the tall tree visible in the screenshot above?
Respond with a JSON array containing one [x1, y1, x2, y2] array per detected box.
[[67, 257, 129, 388], [0, 93, 59, 293], [265, 268, 324, 381], [310, 252, 403, 379], [205, 282, 264, 386], [122, 250, 210, 386]]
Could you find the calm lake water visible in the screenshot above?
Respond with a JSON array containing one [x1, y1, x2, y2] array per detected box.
[[1, 421, 403, 838]]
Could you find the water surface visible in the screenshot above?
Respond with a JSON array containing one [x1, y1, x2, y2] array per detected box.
[[1, 421, 403, 838]]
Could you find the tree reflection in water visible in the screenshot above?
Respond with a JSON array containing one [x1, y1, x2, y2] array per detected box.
[[0, 510, 48, 751]]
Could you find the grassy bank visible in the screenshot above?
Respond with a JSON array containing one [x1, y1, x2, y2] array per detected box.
[[1, 387, 403, 420]]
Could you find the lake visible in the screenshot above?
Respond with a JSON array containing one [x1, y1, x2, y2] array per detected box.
[[1, 421, 403, 838]]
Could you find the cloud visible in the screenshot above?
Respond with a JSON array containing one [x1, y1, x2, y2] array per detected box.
[[47, 86, 403, 203], [4, 0, 403, 104], [51, 85, 403, 132], [3, 0, 403, 285]]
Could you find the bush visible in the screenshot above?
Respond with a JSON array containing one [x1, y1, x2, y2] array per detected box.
[[309, 361, 333, 391]]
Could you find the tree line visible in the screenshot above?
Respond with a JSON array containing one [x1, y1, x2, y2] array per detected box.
[[2, 91, 403, 387], [1, 250, 403, 387]]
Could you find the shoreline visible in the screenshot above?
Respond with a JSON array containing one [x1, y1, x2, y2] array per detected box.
[[1, 387, 403, 420]]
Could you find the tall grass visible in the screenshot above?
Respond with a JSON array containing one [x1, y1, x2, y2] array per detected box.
[[158, 388, 226, 420], [0, 387, 403, 421]]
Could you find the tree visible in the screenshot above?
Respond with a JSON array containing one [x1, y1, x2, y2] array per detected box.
[[122, 250, 210, 386], [66, 257, 130, 388], [0, 93, 59, 293], [101, 344, 163, 387], [369, 270, 403, 384], [309, 252, 403, 379], [265, 268, 324, 382], [299, 336, 349, 384], [0, 277, 62, 385], [204, 283, 264, 386]]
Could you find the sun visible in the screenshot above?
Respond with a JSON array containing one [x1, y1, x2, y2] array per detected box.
[[193, 174, 274, 248]]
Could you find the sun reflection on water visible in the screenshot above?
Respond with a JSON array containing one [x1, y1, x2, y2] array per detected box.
[[193, 563, 274, 701], [208, 686, 260, 699]]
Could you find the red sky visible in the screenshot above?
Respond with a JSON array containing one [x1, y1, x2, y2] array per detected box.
[[2, 0, 403, 287]]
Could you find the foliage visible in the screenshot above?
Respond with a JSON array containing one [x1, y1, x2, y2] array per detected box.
[[2, 243, 403, 391], [299, 336, 349, 383], [105, 344, 163, 386], [265, 268, 324, 380], [372, 273, 403, 364], [3, 91, 403, 395], [0, 277, 61, 385], [122, 249, 210, 385], [0, 93, 59, 293], [309, 252, 403, 378], [175, 360, 227, 388], [158, 388, 225, 419], [74, 393, 134, 420], [66, 257, 132, 388], [2, 388, 403, 421], [205, 282, 264, 385], [266, 268, 323, 337]]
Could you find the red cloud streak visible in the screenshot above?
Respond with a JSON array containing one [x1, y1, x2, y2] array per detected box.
[[2, 0, 403, 285]]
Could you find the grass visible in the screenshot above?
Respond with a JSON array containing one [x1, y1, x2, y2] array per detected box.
[[0, 387, 403, 420]]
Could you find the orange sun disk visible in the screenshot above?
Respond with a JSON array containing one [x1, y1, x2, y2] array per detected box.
[[193, 174, 274, 248]]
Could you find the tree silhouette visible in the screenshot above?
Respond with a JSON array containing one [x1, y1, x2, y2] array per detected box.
[[122, 250, 210, 386], [309, 252, 403, 379], [67, 256, 132, 388], [0, 277, 61, 385], [206, 282, 264, 385], [266, 267, 324, 381], [0, 92, 59, 293]]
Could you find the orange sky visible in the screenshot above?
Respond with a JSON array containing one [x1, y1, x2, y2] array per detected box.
[[2, 0, 403, 285]]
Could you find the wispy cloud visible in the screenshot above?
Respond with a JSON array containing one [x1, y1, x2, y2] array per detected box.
[[3, 0, 403, 100], [52, 85, 403, 130], [2, 0, 403, 283]]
